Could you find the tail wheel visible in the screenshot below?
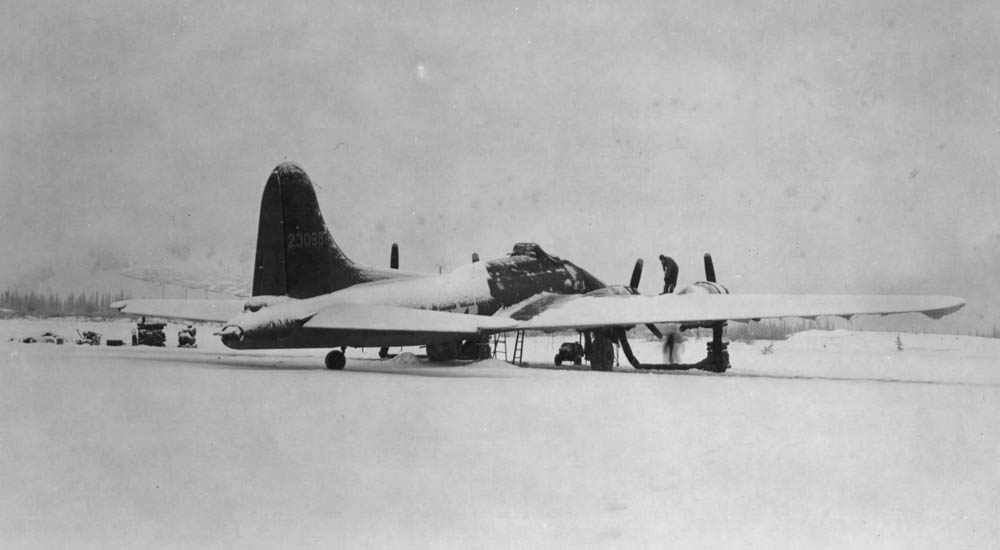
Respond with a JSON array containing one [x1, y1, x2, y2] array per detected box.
[[325, 350, 346, 370]]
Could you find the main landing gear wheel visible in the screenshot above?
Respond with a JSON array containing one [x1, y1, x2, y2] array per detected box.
[[696, 324, 730, 373], [426, 339, 460, 361], [589, 333, 616, 372], [667, 323, 728, 373], [325, 350, 346, 370]]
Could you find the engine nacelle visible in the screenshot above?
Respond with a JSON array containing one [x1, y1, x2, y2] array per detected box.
[[243, 295, 292, 313], [676, 281, 730, 295]]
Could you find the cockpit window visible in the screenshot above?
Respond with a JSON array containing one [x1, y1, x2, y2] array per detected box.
[[511, 242, 560, 263]]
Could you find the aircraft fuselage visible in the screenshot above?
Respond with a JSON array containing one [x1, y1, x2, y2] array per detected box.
[[219, 244, 605, 349]]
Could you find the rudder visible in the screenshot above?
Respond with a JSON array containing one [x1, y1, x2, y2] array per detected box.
[[252, 163, 365, 298]]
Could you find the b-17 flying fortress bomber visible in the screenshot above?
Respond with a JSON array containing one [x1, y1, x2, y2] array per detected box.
[[113, 163, 965, 372]]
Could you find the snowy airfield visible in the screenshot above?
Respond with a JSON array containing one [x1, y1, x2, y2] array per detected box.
[[2, 318, 999, 549]]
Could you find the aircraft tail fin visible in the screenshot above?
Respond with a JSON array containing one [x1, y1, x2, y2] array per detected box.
[[252, 163, 366, 298]]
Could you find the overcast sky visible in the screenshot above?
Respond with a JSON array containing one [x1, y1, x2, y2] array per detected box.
[[2, 0, 998, 332]]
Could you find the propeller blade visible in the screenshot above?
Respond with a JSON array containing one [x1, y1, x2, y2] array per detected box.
[[390, 243, 399, 270], [629, 258, 643, 290], [703, 253, 716, 283]]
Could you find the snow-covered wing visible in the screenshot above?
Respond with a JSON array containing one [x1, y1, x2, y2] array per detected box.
[[305, 304, 515, 335], [111, 299, 246, 323], [501, 293, 966, 331]]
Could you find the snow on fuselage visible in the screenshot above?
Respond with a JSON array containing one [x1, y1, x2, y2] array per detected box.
[[307, 261, 496, 312], [219, 249, 605, 350]]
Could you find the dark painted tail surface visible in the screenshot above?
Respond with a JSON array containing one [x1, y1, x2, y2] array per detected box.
[[252, 163, 367, 298]]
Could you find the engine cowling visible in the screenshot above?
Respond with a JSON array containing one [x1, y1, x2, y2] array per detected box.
[[243, 295, 292, 313], [676, 281, 730, 295]]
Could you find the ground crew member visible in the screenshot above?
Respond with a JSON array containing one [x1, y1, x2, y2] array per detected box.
[[659, 255, 678, 294]]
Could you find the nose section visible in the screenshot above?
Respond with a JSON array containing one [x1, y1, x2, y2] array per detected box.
[[216, 325, 244, 348]]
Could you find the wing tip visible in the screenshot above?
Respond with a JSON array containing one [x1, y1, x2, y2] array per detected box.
[[921, 297, 966, 320]]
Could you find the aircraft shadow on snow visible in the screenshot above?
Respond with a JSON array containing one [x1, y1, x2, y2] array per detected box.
[[21, 344, 994, 386], [83, 346, 512, 379]]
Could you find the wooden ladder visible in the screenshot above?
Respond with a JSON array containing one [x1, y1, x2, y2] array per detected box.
[[511, 330, 525, 367], [493, 331, 526, 366], [492, 333, 508, 361]]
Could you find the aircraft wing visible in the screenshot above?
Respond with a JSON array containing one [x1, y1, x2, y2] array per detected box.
[[498, 293, 966, 331], [111, 299, 247, 323], [305, 304, 515, 335], [298, 304, 516, 347]]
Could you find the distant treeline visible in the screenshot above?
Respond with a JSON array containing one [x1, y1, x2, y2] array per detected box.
[[0, 289, 129, 317], [541, 319, 847, 342], [968, 326, 1000, 339], [725, 319, 998, 341], [647, 319, 1000, 341], [726, 319, 838, 342]]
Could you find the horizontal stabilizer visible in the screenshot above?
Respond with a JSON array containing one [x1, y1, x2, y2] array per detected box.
[[111, 299, 246, 323], [123, 266, 251, 297], [503, 293, 966, 331]]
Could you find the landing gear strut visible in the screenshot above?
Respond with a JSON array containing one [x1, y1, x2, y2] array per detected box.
[[694, 324, 730, 373], [637, 322, 730, 373], [325, 349, 346, 370], [585, 328, 646, 371]]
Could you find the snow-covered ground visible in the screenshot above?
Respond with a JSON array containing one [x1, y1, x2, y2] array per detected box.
[[2, 318, 998, 549]]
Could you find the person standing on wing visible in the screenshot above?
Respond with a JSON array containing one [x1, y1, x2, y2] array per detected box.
[[659, 255, 683, 363], [659, 255, 678, 295]]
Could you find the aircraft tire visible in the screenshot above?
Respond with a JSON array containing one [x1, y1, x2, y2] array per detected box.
[[476, 344, 491, 360], [426, 340, 460, 361], [590, 334, 615, 372], [325, 350, 346, 370], [554, 355, 562, 366]]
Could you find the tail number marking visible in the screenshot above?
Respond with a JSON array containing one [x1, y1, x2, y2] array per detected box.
[[287, 231, 328, 249]]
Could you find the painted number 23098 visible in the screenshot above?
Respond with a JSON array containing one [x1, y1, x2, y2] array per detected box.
[[287, 231, 328, 249]]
